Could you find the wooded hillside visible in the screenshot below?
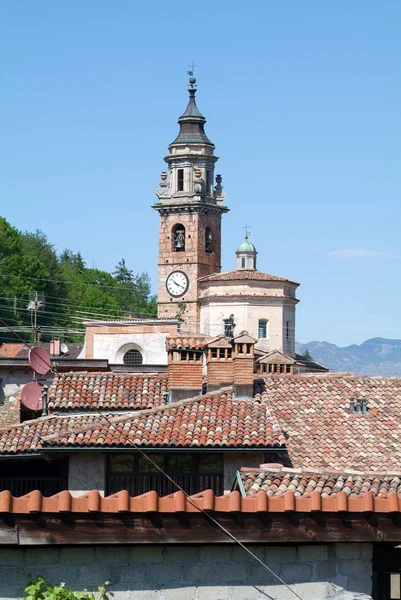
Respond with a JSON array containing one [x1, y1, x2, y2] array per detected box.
[[0, 217, 157, 343]]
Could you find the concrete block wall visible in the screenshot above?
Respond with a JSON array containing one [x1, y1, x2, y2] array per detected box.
[[0, 543, 373, 599]]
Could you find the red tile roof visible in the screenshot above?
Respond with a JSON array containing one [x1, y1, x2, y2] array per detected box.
[[241, 465, 401, 499], [198, 270, 299, 284], [259, 373, 401, 472], [48, 373, 168, 411], [0, 343, 25, 358], [0, 342, 83, 359], [1, 486, 401, 514], [0, 390, 285, 453], [166, 336, 209, 351]]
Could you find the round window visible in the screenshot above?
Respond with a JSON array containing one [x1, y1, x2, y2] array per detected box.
[[123, 349, 143, 366]]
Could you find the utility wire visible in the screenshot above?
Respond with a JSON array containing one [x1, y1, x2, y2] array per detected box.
[[48, 373, 304, 600], [0, 315, 303, 599]]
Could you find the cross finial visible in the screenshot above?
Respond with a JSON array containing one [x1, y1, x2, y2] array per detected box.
[[187, 62, 198, 88], [187, 61, 197, 76], [243, 223, 251, 240]]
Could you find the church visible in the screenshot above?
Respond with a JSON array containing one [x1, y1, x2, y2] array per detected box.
[[80, 75, 327, 377]]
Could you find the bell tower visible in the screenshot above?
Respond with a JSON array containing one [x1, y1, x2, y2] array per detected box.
[[153, 74, 228, 332]]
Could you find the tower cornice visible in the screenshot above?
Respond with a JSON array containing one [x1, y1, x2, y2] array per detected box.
[[152, 202, 229, 216]]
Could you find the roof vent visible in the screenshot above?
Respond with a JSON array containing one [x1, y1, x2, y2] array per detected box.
[[349, 397, 368, 414]]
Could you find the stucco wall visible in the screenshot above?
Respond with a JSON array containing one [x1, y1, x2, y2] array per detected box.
[[223, 451, 265, 492], [68, 453, 106, 497], [0, 543, 373, 599], [92, 332, 168, 365], [200, 299, 292, 353]]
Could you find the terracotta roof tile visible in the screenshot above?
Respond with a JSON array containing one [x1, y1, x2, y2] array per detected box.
[[48, 373, 168, 412], [0, 344, 25, 358], [258, 373, 401, 472], [241, 466, 401, 500], [0, 390, 285, 453], [1, 486, 401, 513], [198, 270, 299, 284], [166, 336, 209, 351], [0, 343, 83, 359]]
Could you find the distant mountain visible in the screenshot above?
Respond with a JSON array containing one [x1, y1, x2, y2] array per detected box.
[[296, 338, 401, 377]]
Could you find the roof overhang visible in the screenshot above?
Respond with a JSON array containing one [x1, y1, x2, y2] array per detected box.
[[1, 491, 401, 545]]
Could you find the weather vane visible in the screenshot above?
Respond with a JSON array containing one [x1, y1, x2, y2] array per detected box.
[[243, 223, 251, 240]]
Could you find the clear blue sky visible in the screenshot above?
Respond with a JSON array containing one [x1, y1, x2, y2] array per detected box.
[[1, 1, 400, 346]]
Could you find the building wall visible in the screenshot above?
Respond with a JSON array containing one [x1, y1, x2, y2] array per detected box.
[[0, 374, 24, 426], [68, 454, 106, 497], [0, 370, 54, 426], [84, 324, 179, 364], [157, 211, 222, 330], [200, 298, 294, 355], [223, 451, 264, 492], [282, 304, 296, 357], [0, 543, 373, 599]]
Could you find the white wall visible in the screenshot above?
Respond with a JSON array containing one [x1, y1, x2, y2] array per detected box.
[[200, 299, 296, 356], [92, 332, 168, 365]]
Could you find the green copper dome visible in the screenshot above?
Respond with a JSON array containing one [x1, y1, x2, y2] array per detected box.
[[236, 240, 257, 253]]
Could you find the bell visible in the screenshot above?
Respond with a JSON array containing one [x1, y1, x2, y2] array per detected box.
[[175, 232, 184, 249]]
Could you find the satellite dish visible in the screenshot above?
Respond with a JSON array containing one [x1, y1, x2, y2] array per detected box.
[[60, 343, 69, 356], [29, 346, 51, 375], [21, 381, 43, 411]]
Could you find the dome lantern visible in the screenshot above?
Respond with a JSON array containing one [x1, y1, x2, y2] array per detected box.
[[236, 230, 257, 271]]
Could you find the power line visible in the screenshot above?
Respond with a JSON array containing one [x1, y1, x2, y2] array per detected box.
[[0, 272, 154, 291], [0, 315, 303, 598]]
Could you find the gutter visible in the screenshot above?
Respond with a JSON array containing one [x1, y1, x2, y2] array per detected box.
[[40, 446, 286, 454], [0, 453, 42, 460]]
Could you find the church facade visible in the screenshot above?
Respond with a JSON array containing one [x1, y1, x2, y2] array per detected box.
[[81, 76, 321, 373]]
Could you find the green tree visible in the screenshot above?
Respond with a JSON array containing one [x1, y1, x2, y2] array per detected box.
[[113, 258, 133, 283], [0, 218, 157, 344], [302, 349, 313, 361]]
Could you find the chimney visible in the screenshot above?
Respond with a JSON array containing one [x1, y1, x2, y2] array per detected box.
[[232, 331, 257, 399], [205, 336, 234, 392], [41, 385, 48, 417], [166, 337, 205, 402], [53, 339, 61, 357], [349, 397, 355, 413]]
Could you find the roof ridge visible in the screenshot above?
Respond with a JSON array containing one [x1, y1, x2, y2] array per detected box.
[[241, 465, 401, 477]]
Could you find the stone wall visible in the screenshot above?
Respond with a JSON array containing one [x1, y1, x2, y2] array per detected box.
[[0, 543, 373, 599]]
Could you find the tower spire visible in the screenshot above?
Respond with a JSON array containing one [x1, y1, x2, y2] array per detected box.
[[170, 73, 213, 147]]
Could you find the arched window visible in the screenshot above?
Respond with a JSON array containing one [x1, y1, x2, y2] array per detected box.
[[172, 224, 185, 252], [205, 227, 212, 253], [123, 349, 143, 366]]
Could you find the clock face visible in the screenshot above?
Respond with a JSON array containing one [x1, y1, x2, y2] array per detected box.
[[166, 271, 189, 297]]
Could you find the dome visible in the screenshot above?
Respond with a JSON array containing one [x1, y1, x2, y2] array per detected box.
[[236, 240, 257, 253]]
